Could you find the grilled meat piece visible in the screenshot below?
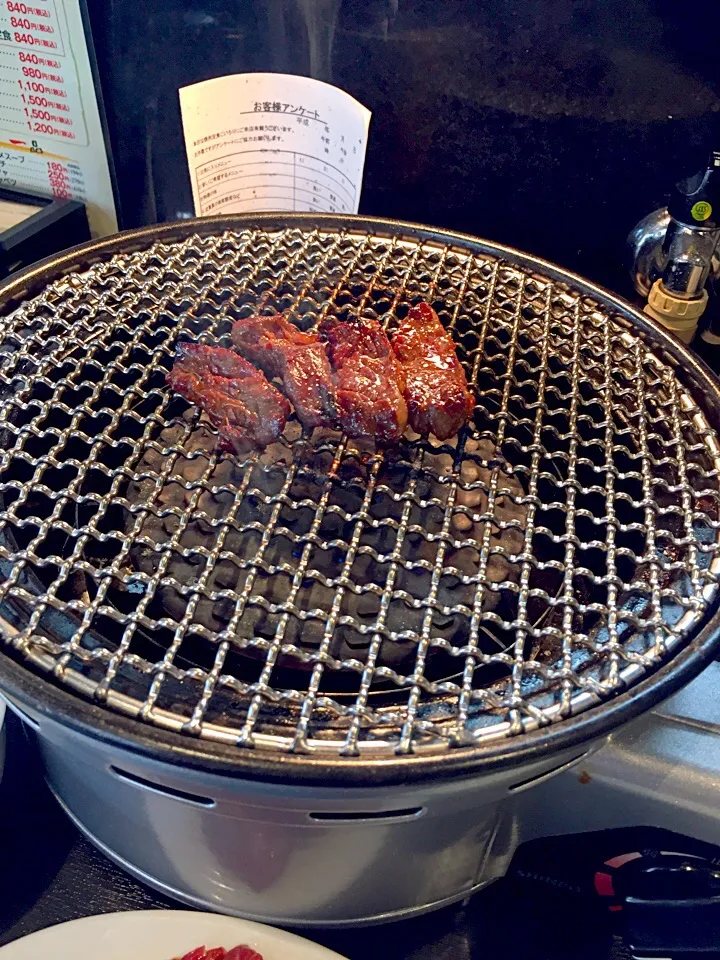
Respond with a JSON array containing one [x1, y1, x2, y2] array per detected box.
[[167, 342, 290, 450], [319, 316, 407, 443], [391, 302, 474, 440], [231, 314, 337, 429]]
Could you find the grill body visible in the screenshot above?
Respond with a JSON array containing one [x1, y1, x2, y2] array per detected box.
[[17, 699, 589, 925], [2, 215, 720, 924]]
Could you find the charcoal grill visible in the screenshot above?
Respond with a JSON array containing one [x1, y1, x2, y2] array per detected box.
[[1, 214, 720, 925]]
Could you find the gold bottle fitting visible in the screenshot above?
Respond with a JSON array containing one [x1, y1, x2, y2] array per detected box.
[[644, 279, 708, 344]]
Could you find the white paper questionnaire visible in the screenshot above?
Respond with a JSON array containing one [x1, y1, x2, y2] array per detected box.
[[179, 73, 371, 217]]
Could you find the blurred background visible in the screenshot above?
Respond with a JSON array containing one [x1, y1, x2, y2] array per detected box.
[[87, 0, 720, 295]]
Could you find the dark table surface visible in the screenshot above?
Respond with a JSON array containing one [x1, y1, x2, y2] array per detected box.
[[0, 710, 627, 959]]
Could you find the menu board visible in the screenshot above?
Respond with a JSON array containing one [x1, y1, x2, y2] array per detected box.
[[0, 0, 117, 235], [180, 73, 371, 217]]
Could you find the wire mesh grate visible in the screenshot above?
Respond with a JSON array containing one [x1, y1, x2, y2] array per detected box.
[[0, 222, 719, 758]]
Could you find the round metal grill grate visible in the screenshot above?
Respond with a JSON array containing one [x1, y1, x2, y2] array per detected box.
[[0, 216, 719, 763]]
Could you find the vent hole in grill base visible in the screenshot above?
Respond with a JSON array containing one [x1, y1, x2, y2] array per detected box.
[[308, 807, 424, 823], [109, 765, 216, 807]]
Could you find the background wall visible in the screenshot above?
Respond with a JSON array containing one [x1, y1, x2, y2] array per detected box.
[[87, 0, 720, 297]]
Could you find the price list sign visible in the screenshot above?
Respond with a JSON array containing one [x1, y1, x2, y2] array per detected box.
[[0, 0, 117, 234]]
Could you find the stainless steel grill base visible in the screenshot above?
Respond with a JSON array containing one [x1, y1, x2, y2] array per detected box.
[[51, 795, 499, 927], [21, 662, 720, 927], [11, 698, 590, 926], [11, 666, 720, 926]]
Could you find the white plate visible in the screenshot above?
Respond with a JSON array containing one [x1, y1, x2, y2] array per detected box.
[[0, 910, 350, 960]]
